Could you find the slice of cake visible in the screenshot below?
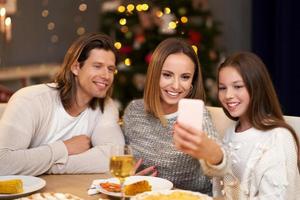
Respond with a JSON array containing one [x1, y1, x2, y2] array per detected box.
[[0, 179, 23, 194], [124, 180, 152, 196]]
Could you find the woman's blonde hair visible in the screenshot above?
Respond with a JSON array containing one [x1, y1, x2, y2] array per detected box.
[[144, 38, 205, 124]]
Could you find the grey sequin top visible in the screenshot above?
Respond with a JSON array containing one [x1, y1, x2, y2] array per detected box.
[[123, 99, 220, 195]]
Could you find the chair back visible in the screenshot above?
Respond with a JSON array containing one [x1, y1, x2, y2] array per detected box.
[[284, 115, 300, 138], [207, 106, 300, 139], [0, 103, 6, 119], [206, 106, 234, 137]]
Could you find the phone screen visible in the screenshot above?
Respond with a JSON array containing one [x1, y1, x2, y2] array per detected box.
[[177, 99, 204, 132]]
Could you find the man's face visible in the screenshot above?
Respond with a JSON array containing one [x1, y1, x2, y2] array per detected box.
[[71, 48, 116, 104]]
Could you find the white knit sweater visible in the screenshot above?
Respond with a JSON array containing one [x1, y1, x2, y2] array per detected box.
[[201, 124, 300, 200]]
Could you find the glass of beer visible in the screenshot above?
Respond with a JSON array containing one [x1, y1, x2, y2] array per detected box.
[[109, 144, 135, 199]]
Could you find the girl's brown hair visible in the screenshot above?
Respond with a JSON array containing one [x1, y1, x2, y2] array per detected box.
[[144, 38, 205, 124], [217, 51, 300, 166]]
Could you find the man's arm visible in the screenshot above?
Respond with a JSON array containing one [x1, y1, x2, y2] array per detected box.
[[0, 93, 69, 176], [47, 99, 125, 174], [47, 122, 124, 174]]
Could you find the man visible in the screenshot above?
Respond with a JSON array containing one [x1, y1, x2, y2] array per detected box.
[[0, 33, 124, 175]]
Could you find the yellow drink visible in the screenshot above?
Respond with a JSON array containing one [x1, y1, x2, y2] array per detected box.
[[110, 155, 135, 180]]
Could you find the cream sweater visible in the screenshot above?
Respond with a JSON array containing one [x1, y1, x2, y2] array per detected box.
[[201, 124, 300, 200], [0, 84, 124, 176]]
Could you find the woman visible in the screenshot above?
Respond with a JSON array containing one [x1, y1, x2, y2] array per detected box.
[[123, 38, 223, 194]]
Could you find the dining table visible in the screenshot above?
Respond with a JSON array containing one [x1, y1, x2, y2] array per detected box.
[[39, 173, 111, 200], [34, 174, 220, 200]]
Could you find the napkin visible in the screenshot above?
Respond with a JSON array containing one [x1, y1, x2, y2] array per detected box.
[[87, 179, 102, 195]]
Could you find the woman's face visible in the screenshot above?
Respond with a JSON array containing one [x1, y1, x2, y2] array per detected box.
[[159, 52, 195, 114], [218, 66, 250, 122]]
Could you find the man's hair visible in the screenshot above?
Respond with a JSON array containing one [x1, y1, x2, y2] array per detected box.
[[144, 37, 206, 124], [54, 33, 118, 112]]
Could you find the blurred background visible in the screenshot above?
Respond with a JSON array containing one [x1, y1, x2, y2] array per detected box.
[[0, 0, 299, 116]]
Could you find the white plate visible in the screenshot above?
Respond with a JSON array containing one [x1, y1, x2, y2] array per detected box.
[[0, 175, 46, 199], [131, 189, 213, 200], [95, 176, 173, 198]]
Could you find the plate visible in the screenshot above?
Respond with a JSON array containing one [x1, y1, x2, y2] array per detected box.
[[131, 189, 213, 200], [95, 176, 173, 198], [20, 193, 83, 200], [0, 175, 46, 199]]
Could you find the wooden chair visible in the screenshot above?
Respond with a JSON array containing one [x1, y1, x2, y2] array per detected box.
[[0, 84, 13, 103], [206, 106, 234, 138]]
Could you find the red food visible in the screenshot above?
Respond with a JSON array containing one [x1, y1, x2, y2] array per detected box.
[[100, 182, 121, 192]]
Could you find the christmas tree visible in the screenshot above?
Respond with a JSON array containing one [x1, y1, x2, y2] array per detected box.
[[99, 0, 222, 112]]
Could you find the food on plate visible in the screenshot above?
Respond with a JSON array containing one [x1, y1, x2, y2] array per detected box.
[[0, 179, 23, 194], [124, 180, 152, 196], [100, 182, 121, 192], [19, 192, 84, 200], [133, 190, 207, 200], [100, 180, 152, 195]]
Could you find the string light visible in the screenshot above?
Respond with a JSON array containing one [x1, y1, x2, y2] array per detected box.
[[41, 10, 49, 17], [47, 22, 55, 30], [164, 7, 171, 14], [124, 58, 131, 66], [168, 21, 177, 29], [181, 16, 188, 23], [127, 4, 135, 12], [78, 3, 87, 12], [77, 27, 85, 35], [155, 10, 163, 18], [51, 34, 59, 43], [136, 4, 143, 12], [118, 5, 126, 13], [119, 18, 127, 25], [114, 42, 122, 49], [192, 45, 198, 54], [141, 4, 149, 11]]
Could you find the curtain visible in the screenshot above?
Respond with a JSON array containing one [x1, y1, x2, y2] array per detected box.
[[252, 0, 300, 116]]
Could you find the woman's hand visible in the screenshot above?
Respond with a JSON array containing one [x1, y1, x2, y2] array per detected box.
[[173, 122, 223, 165], [134, 158, 158, 176]]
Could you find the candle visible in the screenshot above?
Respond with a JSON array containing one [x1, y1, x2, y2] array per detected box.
[[0, 7, 5, 33], [5, 17, 11, 42]]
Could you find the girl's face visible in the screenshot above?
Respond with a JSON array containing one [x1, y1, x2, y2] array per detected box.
[[159, 53, 195, 114], [218, 66, 250, 122]]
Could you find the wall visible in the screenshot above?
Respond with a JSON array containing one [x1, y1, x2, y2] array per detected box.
[[0, 0, 100, 67], [209, 0, 252, 54]]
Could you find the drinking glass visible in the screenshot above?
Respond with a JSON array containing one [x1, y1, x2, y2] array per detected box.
[[109, 144, 135, 200]]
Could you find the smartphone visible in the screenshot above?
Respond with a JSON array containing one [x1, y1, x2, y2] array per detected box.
[[177, 99, 204, 132]]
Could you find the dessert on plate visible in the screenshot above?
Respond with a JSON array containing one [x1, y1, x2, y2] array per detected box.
[[100, 180, 152, 196], [131, 189, 212, 200]]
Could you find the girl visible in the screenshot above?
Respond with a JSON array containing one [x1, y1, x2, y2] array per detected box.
[[123, 38, 223, 195], [174, 52, 300, 199]]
